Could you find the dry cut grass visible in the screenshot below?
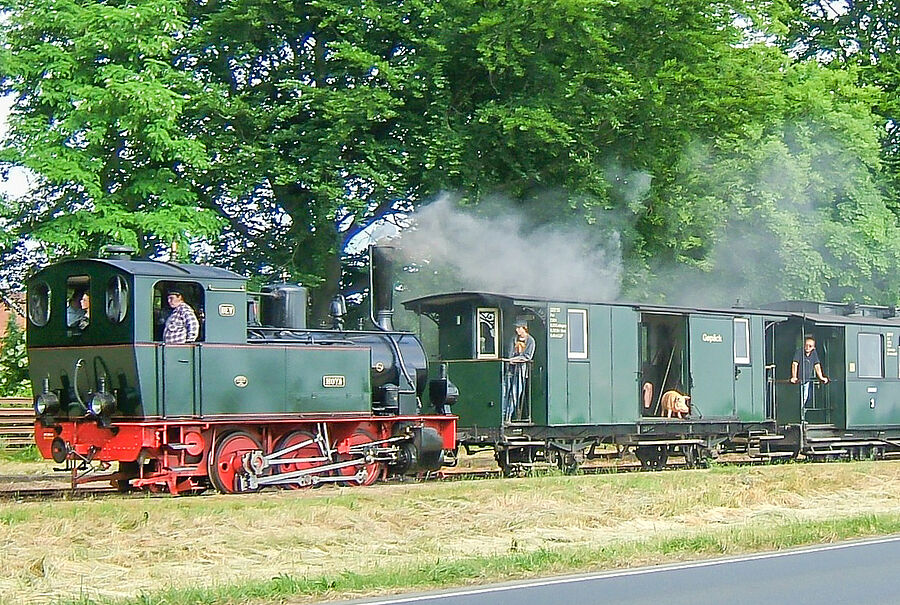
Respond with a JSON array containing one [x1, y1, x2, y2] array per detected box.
[[2, 460, 900, 604]]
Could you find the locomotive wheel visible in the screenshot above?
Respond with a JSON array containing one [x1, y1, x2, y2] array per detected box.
[[335, 429, 382, 487], [114, 461, 140, 492], [272, 430, 322, 489], [208, 431, 262, 494]]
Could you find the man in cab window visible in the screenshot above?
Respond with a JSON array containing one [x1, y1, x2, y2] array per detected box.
[[163, 289, 200, 344]]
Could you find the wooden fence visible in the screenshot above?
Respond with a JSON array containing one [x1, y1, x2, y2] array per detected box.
[[0, 397, 34, 448]]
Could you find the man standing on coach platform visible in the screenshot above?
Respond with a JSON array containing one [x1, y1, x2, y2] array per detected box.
[[790, 336, 829, 409]]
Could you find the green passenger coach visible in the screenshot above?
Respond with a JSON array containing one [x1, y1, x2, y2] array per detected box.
[[405, 292, 900, 473]]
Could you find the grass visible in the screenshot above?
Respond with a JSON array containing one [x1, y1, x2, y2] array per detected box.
[[0, 445, 41, 463], [2, 460, 900, 604], [56, 513, 900, 605]]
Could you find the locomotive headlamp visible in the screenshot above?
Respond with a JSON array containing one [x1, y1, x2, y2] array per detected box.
[[87, 391, 116, 416], [34, 378, 60, 416], [87, 377, 116, 417], [34, 392, 60, 416]]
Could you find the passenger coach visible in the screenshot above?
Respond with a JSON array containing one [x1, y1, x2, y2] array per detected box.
[[404, 293, 900, 472]]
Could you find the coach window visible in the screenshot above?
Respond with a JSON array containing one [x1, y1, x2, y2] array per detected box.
[[28, 281, 51, 327], [568, 309, 588, 359], [476, 307, 499, 359], [858, 333, 884, 379], [106, 275, 129, 323], [65, 276, 91, 334], [733, 318, 750, 364]]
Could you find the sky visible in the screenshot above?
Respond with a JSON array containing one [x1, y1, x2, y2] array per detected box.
[[0, 95, 30, 199]]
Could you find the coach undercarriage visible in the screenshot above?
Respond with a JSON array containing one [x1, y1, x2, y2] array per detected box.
[[460, 419, 900, 475]]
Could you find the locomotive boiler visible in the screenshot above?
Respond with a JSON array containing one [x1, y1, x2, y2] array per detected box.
[[27, 246, 456, 494]]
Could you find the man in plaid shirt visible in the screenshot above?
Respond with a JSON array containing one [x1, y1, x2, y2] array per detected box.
[[163, 289, 200, 344]]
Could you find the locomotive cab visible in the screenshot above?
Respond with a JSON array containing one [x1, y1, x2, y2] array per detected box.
[[27, 250, 248, 467]]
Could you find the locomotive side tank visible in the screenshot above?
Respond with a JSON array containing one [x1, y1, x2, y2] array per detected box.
[[28, 247, 456, 494]]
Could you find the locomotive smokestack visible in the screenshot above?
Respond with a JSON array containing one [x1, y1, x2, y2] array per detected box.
[[369, 245, 395, 331]]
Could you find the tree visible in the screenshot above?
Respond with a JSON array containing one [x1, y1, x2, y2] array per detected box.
[[783, 0, 900, 198], [2, 0, 898, 315], [0, 315, 29, 397], [0, 0, 221, 269]]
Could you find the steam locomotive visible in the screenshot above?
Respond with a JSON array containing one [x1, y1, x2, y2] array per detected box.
[[27, 246, 456, 494]]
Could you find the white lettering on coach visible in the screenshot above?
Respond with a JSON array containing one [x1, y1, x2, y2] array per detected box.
[[702, 333, 723, 343]]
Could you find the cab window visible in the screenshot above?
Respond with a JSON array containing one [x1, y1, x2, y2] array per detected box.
[[476, 307, 499, 359], [153, 281, 205, 343], [66, 276, 91, 334], [105, 275, 129, 323], [28, 281, 51, 327]]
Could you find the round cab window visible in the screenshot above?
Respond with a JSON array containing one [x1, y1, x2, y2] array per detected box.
[[28, 282, 51, 327], [106, 276, 129, 323]]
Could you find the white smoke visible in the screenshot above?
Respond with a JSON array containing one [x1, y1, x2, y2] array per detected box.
[[394, 195, 623, 301]]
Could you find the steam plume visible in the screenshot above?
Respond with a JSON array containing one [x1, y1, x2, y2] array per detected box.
[[394, 195, 623, 301]]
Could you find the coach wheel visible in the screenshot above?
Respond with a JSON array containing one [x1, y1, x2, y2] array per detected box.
[[272, 430, 322, 489], [635, 445, 668, 470], [556, 451, 579, 475], [208, 431, 262, 494], [496, 449, 515, 477], [334, 429, 382, 487], [682, 445, 698, 469]]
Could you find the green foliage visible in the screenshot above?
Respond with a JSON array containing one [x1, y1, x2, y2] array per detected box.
[[0, 0, 222, 261], [0, 444, 41, 462], [0, 314, 29, 397], [0, 0, 898, 311]]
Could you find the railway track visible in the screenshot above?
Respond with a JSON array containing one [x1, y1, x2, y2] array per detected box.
[[0, 453, 811, 501], [0, 485, 119, 501]]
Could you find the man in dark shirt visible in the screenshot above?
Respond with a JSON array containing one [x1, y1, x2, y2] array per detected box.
[[790, 336, 829, 408]]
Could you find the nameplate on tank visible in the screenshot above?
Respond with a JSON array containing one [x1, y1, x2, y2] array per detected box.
[[219, 303, 236, 317], [322, 375, 346, 388]]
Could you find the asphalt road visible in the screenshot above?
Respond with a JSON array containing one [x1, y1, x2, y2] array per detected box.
[[329, 535, 900, 605]]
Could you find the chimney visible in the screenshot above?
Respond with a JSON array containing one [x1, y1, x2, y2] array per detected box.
[[369, 245, 395, 331]]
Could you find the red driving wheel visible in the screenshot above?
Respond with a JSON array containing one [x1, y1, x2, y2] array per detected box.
[[207, 431, 262, 493], [335, 429, 383, 487], [272, 430, 322, 489]]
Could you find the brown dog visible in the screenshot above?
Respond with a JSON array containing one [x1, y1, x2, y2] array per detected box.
[[660, 390, 691, 419]]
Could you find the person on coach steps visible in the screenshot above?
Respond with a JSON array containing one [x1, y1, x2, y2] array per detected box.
[[503, 319, 535, 423], [163, 289, 200, 344], [790, 336, 829, 408]]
